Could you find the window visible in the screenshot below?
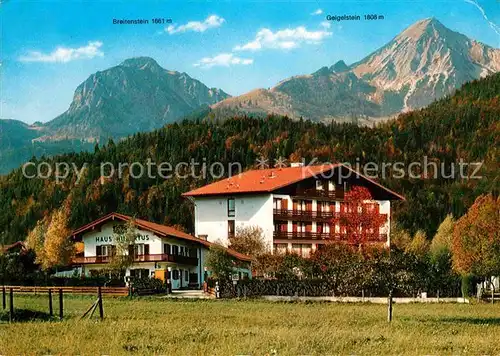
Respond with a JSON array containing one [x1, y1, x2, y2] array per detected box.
[[130, 269, 149, 279], [273, 243, 288, 254], [185, 270, 189, 282], [172, 270, 179, 280], [96, 245, 115, 257], [163, 243, 171, 255], [172, 245, 179, 255], [228, 220, 235, 238], [180, 246, 185, 256], [292, 244, 312, 258], [134, 244, 149, 256], [316, 180, 323, 190], [273, 198, 282, 210], [228, 198, 235, 217]]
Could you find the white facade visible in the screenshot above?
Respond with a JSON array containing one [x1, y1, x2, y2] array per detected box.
[[194, 194, 274, 247], [192, 191, 392, 255], [80, 221, 207, 289]]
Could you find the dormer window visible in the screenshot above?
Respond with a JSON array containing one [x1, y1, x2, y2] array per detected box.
[[228, 198, 235, 217], [316, 180, 323, 190]]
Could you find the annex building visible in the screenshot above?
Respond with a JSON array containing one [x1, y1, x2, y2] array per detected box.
[[70, 212, 251, 289]]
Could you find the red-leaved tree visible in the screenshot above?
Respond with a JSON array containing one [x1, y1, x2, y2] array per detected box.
[[331, 186, 388, 245]]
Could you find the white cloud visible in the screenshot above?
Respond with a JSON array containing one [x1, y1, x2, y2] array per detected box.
[[320, 21, 331, 29], [194, 53, 254, 68], [19, 41, 103, 63], [233, 26, 332, 52], [464, 0, 500, 36], [311, 9, 323, 16], [166, 15, 225, 34]]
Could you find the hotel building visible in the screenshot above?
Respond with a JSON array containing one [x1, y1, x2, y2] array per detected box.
[[70, 212, 251, 289], [183, 164, 404, 257]]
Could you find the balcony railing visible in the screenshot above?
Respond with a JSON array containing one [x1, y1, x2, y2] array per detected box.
[[292, 188, 344, 200], [72, 254, 198, 266], [274, 209, 388, 223], [273, 209, 335, 221], [273, 231, 387, 242]]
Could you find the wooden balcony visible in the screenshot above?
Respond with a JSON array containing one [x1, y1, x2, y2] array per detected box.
[[292, 188, 344, 201], [72, 254, 198, 266], [273, 231, 387, 242], [273, 209, 335, 222]]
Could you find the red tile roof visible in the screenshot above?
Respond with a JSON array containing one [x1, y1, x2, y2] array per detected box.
[[183, 164, 340, 197], [182, 164, 405, 200], [71, 212, 252, 262]]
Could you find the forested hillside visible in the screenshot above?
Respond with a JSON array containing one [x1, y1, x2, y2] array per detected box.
[[0, 74, 498, 244]]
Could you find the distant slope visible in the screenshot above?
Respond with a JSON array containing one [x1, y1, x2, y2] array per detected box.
[[212, 18, 500, 122], [0, 57, 230, 174], [0, 120, 45, 149], [1, 73, 498, 245]]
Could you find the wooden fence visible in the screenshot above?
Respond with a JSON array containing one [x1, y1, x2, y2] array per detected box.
[[2, 285, 129, 297]]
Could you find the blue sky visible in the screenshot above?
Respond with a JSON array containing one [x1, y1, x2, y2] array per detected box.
[[1, 0, 499, 124]]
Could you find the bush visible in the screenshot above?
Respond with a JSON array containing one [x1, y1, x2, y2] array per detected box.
[[130, 277, 166, 295]]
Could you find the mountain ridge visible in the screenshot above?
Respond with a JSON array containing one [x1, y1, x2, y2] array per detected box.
[[41, 56, 230, 141], [211, 17, 500, 121]]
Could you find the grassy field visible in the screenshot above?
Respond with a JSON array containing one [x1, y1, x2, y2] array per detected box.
[[1, 295, 500, 355]]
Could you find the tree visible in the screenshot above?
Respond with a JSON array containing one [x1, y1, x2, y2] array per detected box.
[[430, 215, 458, 298], [107, 219, 139, 275], [390, 223, 412, 250], [406, 230, 429, 257], [206, 244, 234, 279], [452, 194, 500, 284], [229, 226, 269, 257], [0, 248, 39, 285], [430, 214, 454, 262], [26, 208, 73, 271], [331, 186, 388, 245]]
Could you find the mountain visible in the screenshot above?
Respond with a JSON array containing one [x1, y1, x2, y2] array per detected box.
[[0, 120, 46, 149], [0, 57, 230, 174], [211, 18, 500, 122], [351, 18, 500, 110], [43, 57, 230, 141], [0, 119, 96, 173], [1, 73, 498, 245]]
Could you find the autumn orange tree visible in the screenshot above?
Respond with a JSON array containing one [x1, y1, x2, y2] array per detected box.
[[331, 186, 388, 245], [26, 207, 74, 271], [452, 194, 500, 283]]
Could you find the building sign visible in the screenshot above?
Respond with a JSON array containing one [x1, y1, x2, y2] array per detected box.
[[94, 225, 151, 243], [94, 235, 150, 243]]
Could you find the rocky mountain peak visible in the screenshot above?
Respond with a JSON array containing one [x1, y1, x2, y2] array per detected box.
[[330, 60, 349, 73], [120, 56, 162, 69]]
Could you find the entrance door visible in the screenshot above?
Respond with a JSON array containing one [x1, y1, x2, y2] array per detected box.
[[171, 269, 181, 290]]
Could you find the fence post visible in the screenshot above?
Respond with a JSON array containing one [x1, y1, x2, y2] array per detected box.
[[48, 289, 53, 317], [2, 286, 5, 310], [98, 287, 104, 321], [9, 288, 14, 323], [387, 289, 393, 323], [59, 289, 63, 320]]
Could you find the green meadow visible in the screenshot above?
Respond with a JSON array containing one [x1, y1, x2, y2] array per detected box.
[[1, 295, 500, 355]]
